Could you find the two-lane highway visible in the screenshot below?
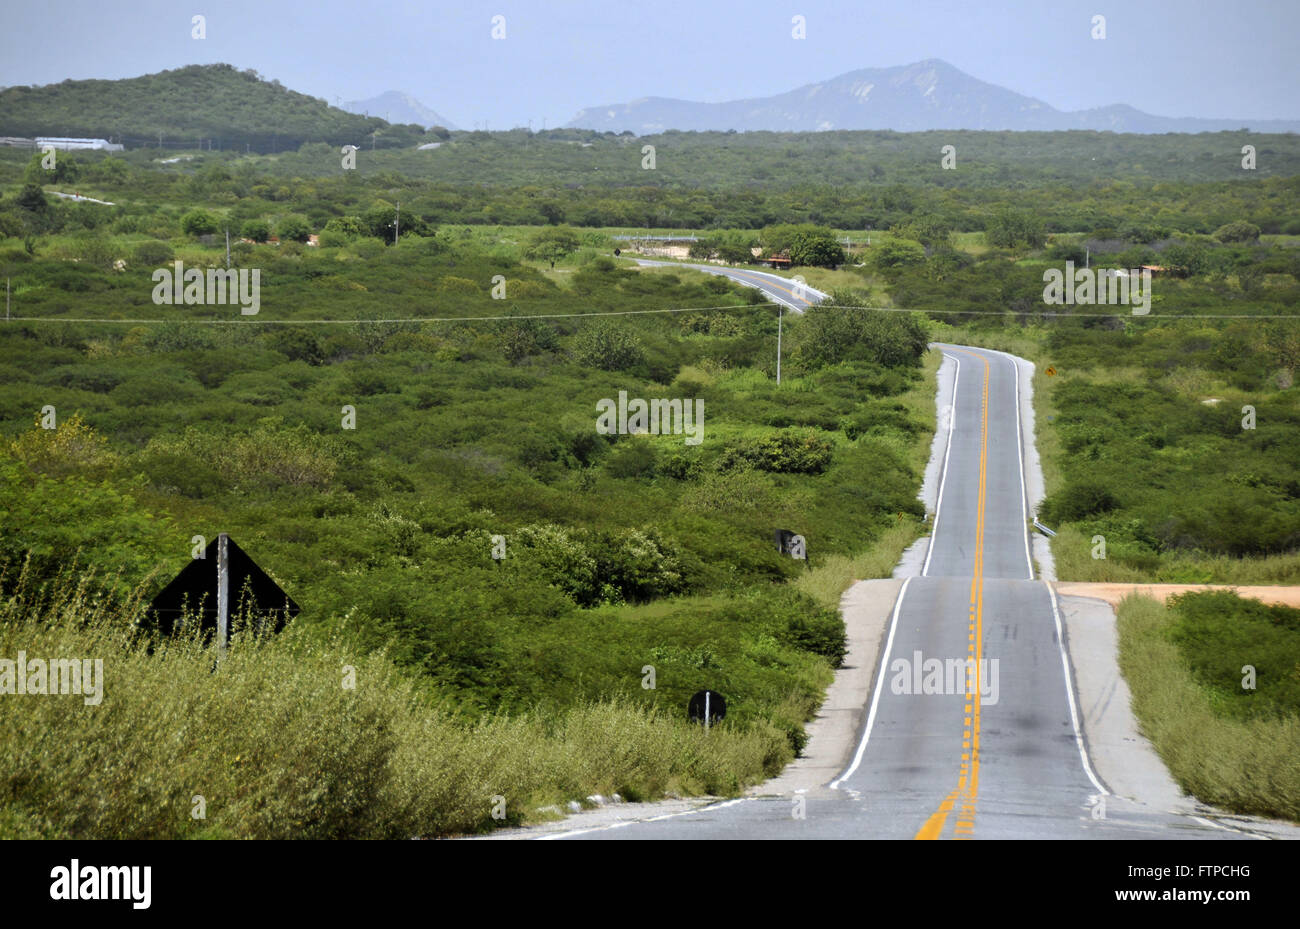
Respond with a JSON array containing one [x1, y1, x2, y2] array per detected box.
[[547, 336, 1248, 840], [632, 258, 827, 310]]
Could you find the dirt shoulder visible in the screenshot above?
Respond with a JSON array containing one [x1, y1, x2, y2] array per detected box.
[[1055, 582, 1300, 609]]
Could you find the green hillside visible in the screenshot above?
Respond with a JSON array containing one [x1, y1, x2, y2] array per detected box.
[[0, 63, 428, 153]]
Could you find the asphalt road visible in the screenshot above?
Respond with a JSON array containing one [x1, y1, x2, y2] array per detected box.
[[632, 258, 827, 311], [554, 341, 1248, 840]]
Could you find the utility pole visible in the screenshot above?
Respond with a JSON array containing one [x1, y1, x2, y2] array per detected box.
[[776, 303, 783, 385], [5, 278, 9, 322], [216, 533, 230, 659], [394, 202, 399, 244]]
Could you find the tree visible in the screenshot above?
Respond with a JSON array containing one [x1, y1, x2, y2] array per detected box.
[[23, 150, 79, 185], [760, 223, 843, 267], [870, 238, 925, 271], [538, 201, 566, 225], [240, 218, 271, 242], [323, 216, 364, 239], [277, 214, 313, 243], [793, 294, 928, 369], [523, 225, 581, 268], [986, 209, 1046, 249], [181, 209, 221, 237], [15, 184, 49, 215], [1213, 221, 1261, 244], [893, 214, 953, 250], [788, 227, 846, 268]]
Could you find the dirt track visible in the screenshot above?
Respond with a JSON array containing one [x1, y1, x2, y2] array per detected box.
[[1053, 582, 1300, 608]]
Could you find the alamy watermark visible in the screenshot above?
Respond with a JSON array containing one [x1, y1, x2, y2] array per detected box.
[[596, 390, 703, 445], [1, 651, 103, 705], [889, 650, 1000, 705], [151, 260, 260, 315], [1043, 261, 1150, 315]]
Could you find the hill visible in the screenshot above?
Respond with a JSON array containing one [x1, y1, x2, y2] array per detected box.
[[565, 58, 1300, 134], [0, 63, 429, 153], [343, 90, 457, 130]]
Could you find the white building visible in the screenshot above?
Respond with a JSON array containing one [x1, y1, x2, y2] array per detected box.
[[35, 137, 125, 152]]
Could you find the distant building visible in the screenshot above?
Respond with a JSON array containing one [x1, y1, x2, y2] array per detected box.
[[35, 137, 124, 152]]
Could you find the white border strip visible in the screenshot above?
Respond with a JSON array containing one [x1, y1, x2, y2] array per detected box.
[[1007, 352, 1035, 580], [1046, 582, 1108, 795], [538, 797, 751, 840], [829, 575, 914, 789]]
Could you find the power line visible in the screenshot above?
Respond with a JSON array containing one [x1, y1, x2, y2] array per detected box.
[[0, 303, 757, 325], [2, 303, 1298, 326]]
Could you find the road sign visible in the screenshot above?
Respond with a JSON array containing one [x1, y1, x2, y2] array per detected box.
[[689, 690, 726, 729], [774, 529, 806, 560], [147, 533, 299, 648]]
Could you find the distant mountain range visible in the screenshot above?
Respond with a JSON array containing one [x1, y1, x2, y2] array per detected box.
[[565, 59, 1300, 134], [342, 91, 457, 130]]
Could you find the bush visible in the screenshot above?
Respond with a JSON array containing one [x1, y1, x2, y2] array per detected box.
[[240, 219, 271, 243], [180, 209, 221, 237], [722, 430, 833, 475], [277, 214, 313, 243], [1213, 221, 1261, 244], [1039, 481, 1121, 523], [572, 324, 645, 371], [793, 301, 927, 369], [604, 439, 657, 479], [132, 240, 174, 266]]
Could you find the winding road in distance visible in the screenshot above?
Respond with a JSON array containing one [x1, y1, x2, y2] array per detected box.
[[554, 261, 1248, 839]]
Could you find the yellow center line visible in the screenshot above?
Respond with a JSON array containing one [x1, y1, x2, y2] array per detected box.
[[915, 348, 991, 840], [723, 268, 812, 305]]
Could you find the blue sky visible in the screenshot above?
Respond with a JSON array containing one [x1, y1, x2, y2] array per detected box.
[[2, 0, 1296, 128]]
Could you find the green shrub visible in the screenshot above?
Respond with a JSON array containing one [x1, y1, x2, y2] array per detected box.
[[721, 430, 833, 475], [132, 239, 174, 266], [572, 324, 645, 371]]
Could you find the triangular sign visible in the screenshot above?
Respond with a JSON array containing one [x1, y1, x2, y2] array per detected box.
[[146, 535, 299, 644]]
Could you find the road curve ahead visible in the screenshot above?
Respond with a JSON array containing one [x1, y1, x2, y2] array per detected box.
[[632, 258, 827, 311], [555, 344, 1248, 840]]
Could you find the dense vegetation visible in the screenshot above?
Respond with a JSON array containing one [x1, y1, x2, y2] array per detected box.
[[2, 100, 1296, 832]]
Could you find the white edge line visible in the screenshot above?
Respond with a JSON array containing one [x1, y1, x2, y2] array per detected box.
[[537, 797, 751, 840], [1009, 353, 1035, 580], [921, 350, 960, 577], [1190, 815, 1265, 839], [829, 575, 914, 789], [1046, 582, 1108, 796]]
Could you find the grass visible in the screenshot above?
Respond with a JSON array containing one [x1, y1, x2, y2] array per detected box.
[[1117, 592, 1300, 822], [0, 564, 793, 839], [1052, 525, 1300, 584]]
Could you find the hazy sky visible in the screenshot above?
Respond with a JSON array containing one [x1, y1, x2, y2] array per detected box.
[[2, 0, 1297, 129]]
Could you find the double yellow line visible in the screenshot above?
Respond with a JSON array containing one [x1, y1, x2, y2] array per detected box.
[[915, 348, 990, 840]]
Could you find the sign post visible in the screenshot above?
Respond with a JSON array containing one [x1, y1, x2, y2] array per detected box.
[[216, 533, 229, 658]]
